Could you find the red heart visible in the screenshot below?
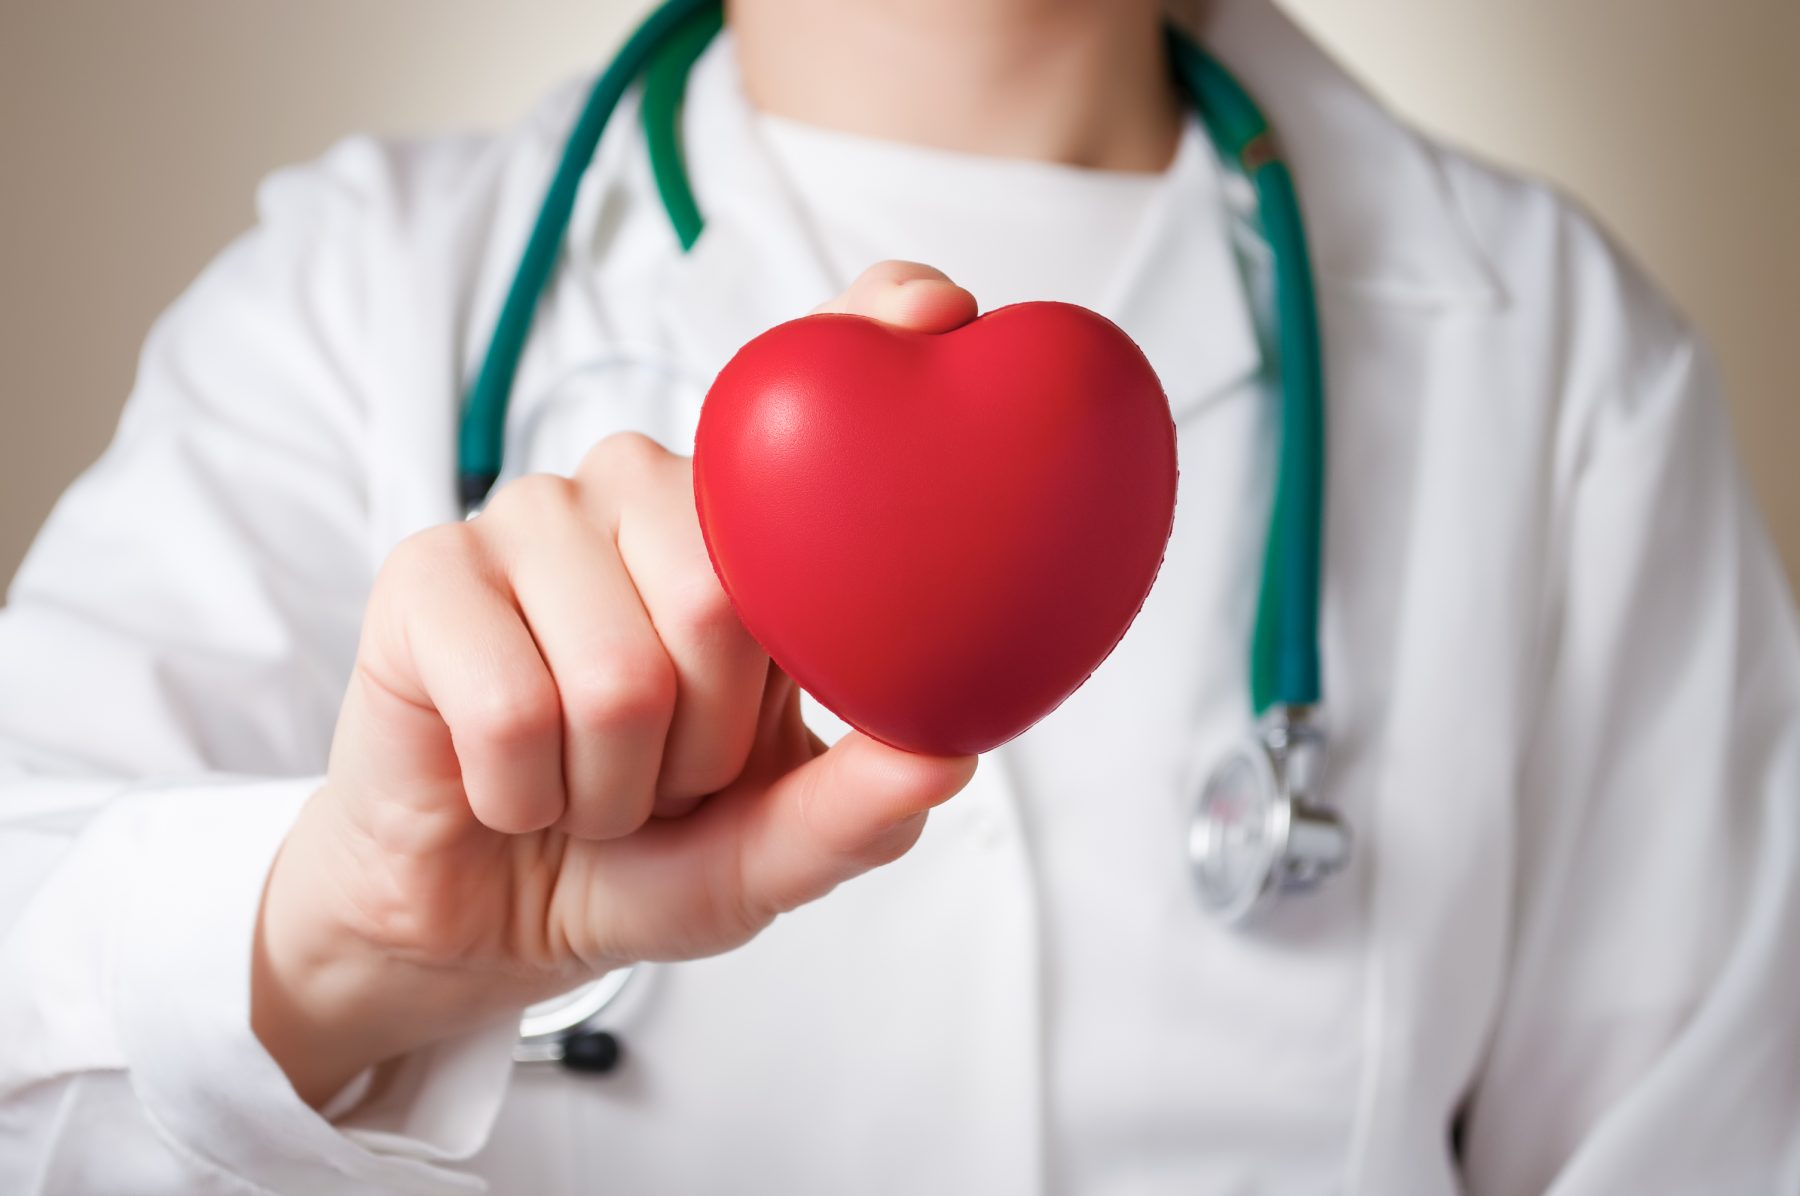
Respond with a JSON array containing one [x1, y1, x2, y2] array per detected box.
[[693, 301, 1178, 756]]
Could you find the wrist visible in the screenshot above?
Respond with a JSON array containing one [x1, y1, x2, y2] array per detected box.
[[250, 795, 510, 1107]]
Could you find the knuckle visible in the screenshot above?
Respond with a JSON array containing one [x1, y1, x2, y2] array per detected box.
[[661, 573, 742, 653], [465, 677, 562, 753], [858, 259, 912, 285], [722, 885, 772, 944], [792, 766, 846, 857], [718, 812, 778, 937], [367, 527, 483, 644], [580, 430, 668, 488], [561, 646, 676, 737], [379, 523, 477, 593], [863, 812, 929, 867], [480, 472, 576, 524]]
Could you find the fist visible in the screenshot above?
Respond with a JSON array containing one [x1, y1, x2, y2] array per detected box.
[[253, 261, 984, 1105]]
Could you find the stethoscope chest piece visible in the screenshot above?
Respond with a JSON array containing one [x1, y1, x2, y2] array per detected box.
[[1188, 706, 1349, 925], [513, 966, 638, 1073]]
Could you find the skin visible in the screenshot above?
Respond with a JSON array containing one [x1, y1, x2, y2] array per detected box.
[[254, 0, 1180, 1108], [732, 0, 1181, 172]]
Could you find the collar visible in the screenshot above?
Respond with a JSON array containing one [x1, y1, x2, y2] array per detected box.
[[1189, 0, 1505, 307], [653, 2, 1504, 420], [660, 32, 1262, 421], [655, 34, 834, 383]]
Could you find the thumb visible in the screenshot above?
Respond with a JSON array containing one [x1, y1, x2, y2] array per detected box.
[[731, 729, 978, 921]]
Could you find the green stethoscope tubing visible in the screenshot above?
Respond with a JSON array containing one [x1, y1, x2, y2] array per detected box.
[[1165, 33, 1325, 716], [457, 0, 721, 508], [457, 0, 1323, 717]]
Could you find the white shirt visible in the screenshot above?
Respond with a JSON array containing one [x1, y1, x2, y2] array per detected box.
[[2, 2, 1798, 1192], [752, 108, 1164, 310]]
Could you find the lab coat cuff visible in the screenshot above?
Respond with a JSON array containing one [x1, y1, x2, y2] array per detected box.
[[112, 776, 509, 1196]]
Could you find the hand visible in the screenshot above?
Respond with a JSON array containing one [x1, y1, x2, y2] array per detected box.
[[253, 262, 983, 1106]]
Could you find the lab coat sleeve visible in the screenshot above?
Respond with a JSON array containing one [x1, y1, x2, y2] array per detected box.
[[0, 138, 514, 1194], [1460, 325, 1800, 1192]]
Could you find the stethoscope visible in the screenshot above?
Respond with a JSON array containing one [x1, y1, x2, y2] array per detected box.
[[458, 0, 1349, 1073]]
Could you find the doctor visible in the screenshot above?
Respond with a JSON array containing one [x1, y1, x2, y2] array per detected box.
[[2, 0, 1798, 1192]]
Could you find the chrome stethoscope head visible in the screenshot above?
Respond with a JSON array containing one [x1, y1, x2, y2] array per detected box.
[[513, 966, 638, 1073], [1188, 705, 1350, 925]]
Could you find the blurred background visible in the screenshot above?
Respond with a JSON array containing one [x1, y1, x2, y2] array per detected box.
[[1, 0, 1796, 588]]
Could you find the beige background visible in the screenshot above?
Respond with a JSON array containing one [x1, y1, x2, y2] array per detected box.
[[1, 1, 1796, 588]]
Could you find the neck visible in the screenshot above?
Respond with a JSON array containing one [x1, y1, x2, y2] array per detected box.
[[726, 0, 1182, 173]]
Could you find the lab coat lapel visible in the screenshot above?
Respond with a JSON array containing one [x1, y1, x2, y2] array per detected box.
[[655, 33, 839, 383], [1101, 117, 1265, 422], [1169, 4, 1513, 1186], [1185, 0, 1504, 307]]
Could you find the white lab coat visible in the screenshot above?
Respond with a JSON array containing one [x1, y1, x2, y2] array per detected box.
[[2, 1, 1797, 1192]]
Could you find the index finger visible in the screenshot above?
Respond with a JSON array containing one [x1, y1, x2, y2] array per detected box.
[[812, 259, 979, 333]]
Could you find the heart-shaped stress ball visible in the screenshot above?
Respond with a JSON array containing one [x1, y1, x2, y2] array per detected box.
[[693, 301, 1177, 757]]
